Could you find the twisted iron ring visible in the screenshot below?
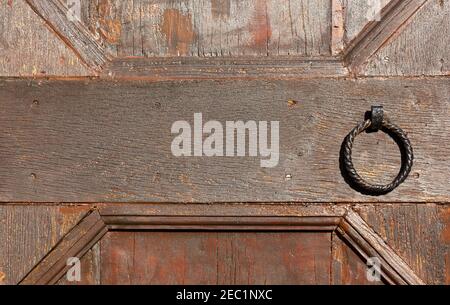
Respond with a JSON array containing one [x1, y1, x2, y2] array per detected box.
[[341, 106, 413, 195]]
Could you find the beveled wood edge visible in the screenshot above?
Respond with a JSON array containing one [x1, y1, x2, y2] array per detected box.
[[101, 57, 348, 80], [18, 203, 425, 285], [343, 0, 428, 75], [339, 210, 425, 285], [22, 0, 429, 78], [19, 210, 108, 285], [25, 0, 110, 72]]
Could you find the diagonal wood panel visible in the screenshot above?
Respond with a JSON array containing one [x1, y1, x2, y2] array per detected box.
[[26, 0, 110, 72], [363, 0, 450, 76], [0, 0, 92, 76], [344, 0, 428, 74]]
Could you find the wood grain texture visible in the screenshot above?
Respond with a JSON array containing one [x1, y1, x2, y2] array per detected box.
[[341, 209, 424, 284], [1, 78, 450, 202], [342, 0, 391, 46], [104, 57, 348, 79], [363, 0, 450, 76], [344, 0, 428, 74], [356, 203, 450, 285], [20, 210, 107, 285], [331, 231, 383, 285], [0, 0, 91, 77], [100, 231, 331, 284], [82, 0, 333, 57], [0, 205, 88, 284], [26, 0, 110, 71], [8, 203, 428, 285], [56, 243, 101, 285]]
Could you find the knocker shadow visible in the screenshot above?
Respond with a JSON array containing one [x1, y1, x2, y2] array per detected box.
[[339, 111, 411, 196]]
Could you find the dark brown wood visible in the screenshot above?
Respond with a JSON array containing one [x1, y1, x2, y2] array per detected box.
[[2, 0, 450, 287], [1, 78, 450, 202], [102, 216, 340, 231]]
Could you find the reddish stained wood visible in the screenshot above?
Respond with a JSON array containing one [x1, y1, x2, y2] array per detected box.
[[100, 231, 331, 284], [248, 0, 271, 54], [57, 243, 101, 285], [331, 231, 383, 285], [82, 0, 333, 57], [161, 9, 196, 56]]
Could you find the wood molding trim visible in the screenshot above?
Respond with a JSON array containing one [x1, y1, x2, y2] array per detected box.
[[19, 203, 425, 285], [25, 0, 110, 72], [102, 57, 348, 80]]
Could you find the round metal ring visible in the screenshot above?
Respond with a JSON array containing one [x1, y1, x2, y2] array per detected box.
[[341, 118, 413, 195]]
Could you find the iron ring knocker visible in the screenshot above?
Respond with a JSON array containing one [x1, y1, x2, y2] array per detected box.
[[341, 106, 414, 195]]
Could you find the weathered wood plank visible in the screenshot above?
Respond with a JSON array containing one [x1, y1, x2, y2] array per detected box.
[[0, 0, 91, 77], [342, 0, 391, 46], [1, 78, 450, 202], [26, 0, 110, 71], [82, 0, 333, 57], [344, 0, 428, 74], [20, 210, 107, 284], [100, 231, 331, 284], [341, 209, 425, 284], [363, 0, 450, 76], [0, 205, 88, 284], [356, 203, 450, 285], [104, 57, 348, 79]]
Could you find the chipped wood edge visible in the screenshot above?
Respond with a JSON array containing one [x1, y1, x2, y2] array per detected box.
[[343, 0, 428, 75], [338, 209, 426, 285], [25, 0, 110, 73], [18, 203, 424, 285]]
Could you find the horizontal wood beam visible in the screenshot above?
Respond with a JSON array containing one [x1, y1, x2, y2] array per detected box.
[[1, 78, 449, 203], [103, 57, 348, 80]]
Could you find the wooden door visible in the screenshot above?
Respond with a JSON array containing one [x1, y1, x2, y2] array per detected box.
[[0, 0, 449, 285]]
